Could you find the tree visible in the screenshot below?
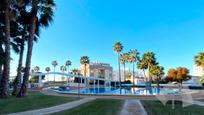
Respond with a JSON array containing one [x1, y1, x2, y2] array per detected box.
[[80, 56, 90, 86], [176, 67, 190, 84], [65, 60, 71, 73], [71, 69, 80, 75], [45, 67, 51, 73], [150, 65, 165, 87], [143, 52, 157, 82], [51, 60, 58, 82], [166, 69, 177, 82], [18, 0, 55, 97], [127, 49, 139, 86], [195, 52, 204, 73], [137, 58, 148, 82], [0, 0, 11, 98], [166, 67, 191, 84], [113, 42, 123, 88], [65, 60, 71, 84], [45, 67, 51, 82], [120, 53, 129, 82], [12, 0, 38, 96]]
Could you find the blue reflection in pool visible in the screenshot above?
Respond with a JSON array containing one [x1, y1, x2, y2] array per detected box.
[[51, 87, 192, 95]]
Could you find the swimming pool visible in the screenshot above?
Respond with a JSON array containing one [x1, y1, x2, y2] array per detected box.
[[50, 87, 194, 95]]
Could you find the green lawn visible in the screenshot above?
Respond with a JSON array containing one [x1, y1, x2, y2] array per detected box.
[[52, 99, 124, 115], [0, 90, 78, 114], [141, 100, 204, 115]]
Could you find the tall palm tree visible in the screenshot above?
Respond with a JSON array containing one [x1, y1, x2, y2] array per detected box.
[[65, 60, 71, 84], [120, 53, 129, 81], [137, 57, 148, 82], [80, 56, 90, 86], [45, 67, 50, 82], [127, 49, 139, 86], [45, 67, 51, 73], [143, 52, 157, 82], [18, 0, 55, 97], [60, 65, 66, 82], [195, 52, 204, 71], [52, 60, 58, 82], [60, 65, 66, 72], [0, 0, 11, 98], [113, 42, 123, 88], [150, 65, 164, 87], [12, 1, 38, 96], [65, 60, 72, 73]]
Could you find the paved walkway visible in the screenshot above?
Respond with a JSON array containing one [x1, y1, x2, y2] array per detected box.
[[8, 97, 96, 115], [120, 99, 147, 115]]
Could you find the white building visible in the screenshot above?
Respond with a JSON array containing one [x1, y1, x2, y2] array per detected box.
[[80, 61, 113, 79], [113, 69, 145, 84]]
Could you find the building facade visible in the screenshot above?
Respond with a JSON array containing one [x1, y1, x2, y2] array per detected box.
[[80, 61, 113, 79]]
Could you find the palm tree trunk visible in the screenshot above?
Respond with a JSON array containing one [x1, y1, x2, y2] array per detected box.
[[84, 64, 87, 87], [0, 64, 2, 82], [17, 15, 37, 97], [148, 63, 151, 82], [132, 62, 135, 86], [118, 53, 121, 88], [12, 28, 26, 96], [0, 0, 10, 98], [0, 45, 4, 82], [142, 69, 147, 82], [54, 66, 55, 82], [157, 76, 160, 88], [123, 63, 125, 82]]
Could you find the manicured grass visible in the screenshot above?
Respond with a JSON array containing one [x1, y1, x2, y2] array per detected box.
[[52, 99, 124, 115], [0, 90, 78, 114], [141, 100, 204, 115]]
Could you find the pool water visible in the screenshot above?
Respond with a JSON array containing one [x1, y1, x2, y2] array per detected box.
[[51, 87, 193, 95]]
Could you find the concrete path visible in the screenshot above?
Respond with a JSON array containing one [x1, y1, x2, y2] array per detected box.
[[120, 99, 147, 115], [8, 97, 96, 115]]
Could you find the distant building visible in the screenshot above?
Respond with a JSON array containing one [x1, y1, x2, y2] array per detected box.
[[113, 69, 130, 81], [113, 69, 145, 84], [193, 65, 204, 77], [80, 61, 113, 79]]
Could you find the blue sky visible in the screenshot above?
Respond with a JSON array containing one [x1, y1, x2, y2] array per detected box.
[[11, 0, 204, 75]]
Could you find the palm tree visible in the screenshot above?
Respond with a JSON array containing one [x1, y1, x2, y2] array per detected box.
[[137, 57, 148, 82], [150, 65, 164, 87], [143, 52, 157, 82], [120, 53, 129, 81], [18, 0, 55, 97], [45, 67, 51, 82], [12, 1, 38, 96], [60, 65, 66, 72], [195, 52, 204, 71], [60, 65, 66, 82], [45, 67, 51, 73], [127, 49, 139, 86], [52, 60, 58, 82], [34, 66, 40, 73], [65, 60, 72, 73], [65, 60, 71, 84], [80, 56, 90, 86], [71, 69, 80, 75], [0, 0, 11, 98], [113, 42, 123, 88]]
